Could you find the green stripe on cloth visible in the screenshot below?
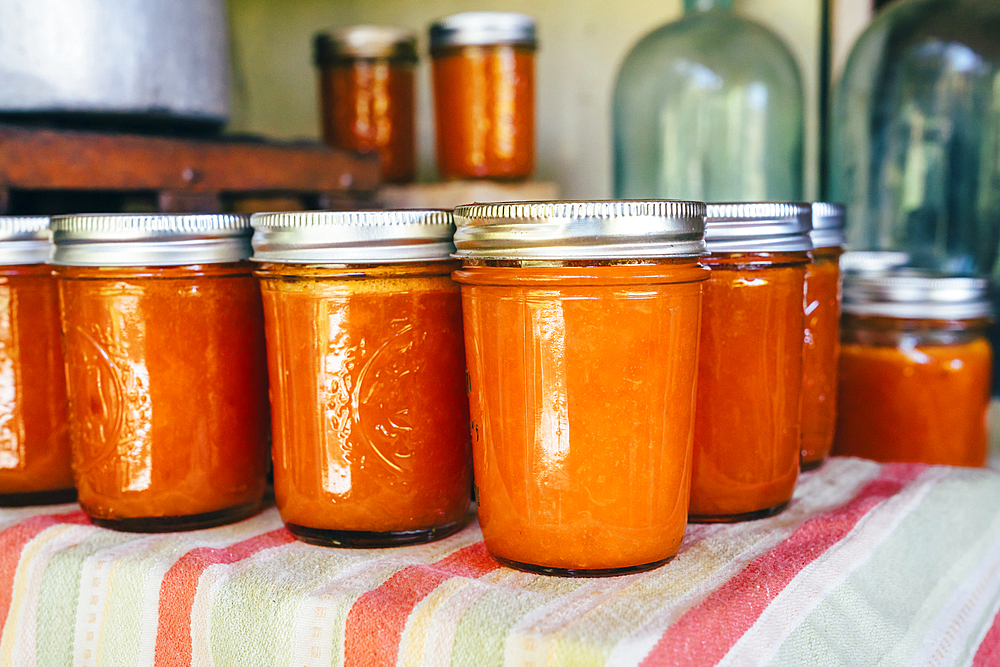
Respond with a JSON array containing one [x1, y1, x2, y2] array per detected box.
[[765, 468, 1000, 666], [37, 529, 136, 667]]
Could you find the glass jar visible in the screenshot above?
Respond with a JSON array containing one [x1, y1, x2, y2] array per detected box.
[[690, 203, 812, 522], [0, 217, 74, 505], [453, 201, 708, 576], [314, 26, 417, 184], [51, 214, 269, 531], [251, 210, 471, 547], [613, 0, 804, 201], [430, 12, 536, 180], [800, 203, 845, 470], [833, 273, 991, 466]]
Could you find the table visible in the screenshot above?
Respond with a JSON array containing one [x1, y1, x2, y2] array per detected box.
[[1, 457, 999, 666]]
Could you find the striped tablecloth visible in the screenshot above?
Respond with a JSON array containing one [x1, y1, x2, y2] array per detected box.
[[2, 457, 1000, 666]]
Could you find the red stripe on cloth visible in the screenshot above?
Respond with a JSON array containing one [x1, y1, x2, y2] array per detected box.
[[972, 604, 1000, 667], [344, 541, 500, 667], [153, 528, 296, 667], [640, 463, 927, 667], [0, 510, 90, 631]]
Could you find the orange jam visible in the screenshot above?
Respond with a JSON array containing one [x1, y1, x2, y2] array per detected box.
[[834, 314, 991, 467], [0, 264, 74, 504], [55, 256, 270, 530], [315, 28, 417, 184], [800, 246, 843, 469], [256, 262, 471, 546], [690, 252, 809, 521], [455, 261, 707, 574], [430, 13, 536, 180]]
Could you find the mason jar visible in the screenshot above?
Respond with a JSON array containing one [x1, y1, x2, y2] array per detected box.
[[834, 273, 991, 467], [252, 210, 471, 547], [690, 202, 812, 522], [51, 214, 269, 531], [453, 200, 707, 575], [0, 217, 73, 505]]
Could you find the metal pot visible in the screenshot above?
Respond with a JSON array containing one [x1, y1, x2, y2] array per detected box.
[[0, 0, 230, 128]]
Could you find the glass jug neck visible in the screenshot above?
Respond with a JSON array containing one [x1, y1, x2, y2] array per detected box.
[[684, 0, 735, 12]]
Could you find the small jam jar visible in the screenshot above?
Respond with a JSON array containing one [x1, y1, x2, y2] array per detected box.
[[315, 26, 418, 183], [800, 203, 846, 470], [833, 273, 992, 466], [252, 210, 471, 547], [0, 217, 74, 506], [430, 12, 536, 180], [690, 202, 812, 522], [51, 214, 270, 531], [453, 200, 708, 576]]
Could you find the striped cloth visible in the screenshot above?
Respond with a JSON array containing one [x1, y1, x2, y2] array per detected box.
[[1, 457, 1000, 666]]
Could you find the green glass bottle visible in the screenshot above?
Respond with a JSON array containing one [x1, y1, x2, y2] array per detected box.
[[613, 0, 804, 201]]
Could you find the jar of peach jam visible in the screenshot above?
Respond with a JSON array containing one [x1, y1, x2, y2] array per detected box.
[[800, 203, 845, 470], [0, 217, 74, 506], [315, 26, 418, 183], [453, 200, 708, 576], [51, 214, 269, 531], [833, 273, 992, 467], [430, 12, 536, 180], [251, 210, 471, 547], [690, 202, 812, 523]]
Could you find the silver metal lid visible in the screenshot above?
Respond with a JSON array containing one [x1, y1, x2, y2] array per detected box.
[[704, 202, 813, 253], [251, 210, 455, 264], [810, 202, 846, 249], [843, 273, 991, 320], [50, 214, 252, 267], [0, 216, 51, 265], [840, 251, 911, 275], [452, 200, 706, 261], [430, 12, 537, 52], [314, 26, 418, 65]]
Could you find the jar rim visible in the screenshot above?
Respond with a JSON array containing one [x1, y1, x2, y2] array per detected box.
[[50, 213, 251, 267], [251, 210, 455, 264], [842, 272, 992, 320], [314, 25, 418, 65], [430, 12, 537, 52], [704, 202, 813, 253], [453, 199, 706, 261]]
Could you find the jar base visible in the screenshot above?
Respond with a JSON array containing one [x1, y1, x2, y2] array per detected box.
[[490, 554, 673, 578], [88, 501, 263, 533], [0, 487, 77, 507], [689, 501, 789, 524], [285, 516, 469, 548], [800, 458, 825, 472]]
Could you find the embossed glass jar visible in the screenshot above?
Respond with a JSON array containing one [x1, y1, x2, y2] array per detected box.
[[51, 214, 269, 531], [0, 217, 74, 505], [251, 210, 471, 547]]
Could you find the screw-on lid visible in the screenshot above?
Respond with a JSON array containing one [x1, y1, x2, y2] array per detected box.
[[314, 26, 418, 66], [810, 202, 846, 249], [704, 202, 813, 253], [843, 272, 991, 320], [0, 216, 51, 265], [251, 210, 455, 264], [430, 12, 537, 52], [840, 250, 911, 274], [452, 200, 706, 261], [50, 214, 252, 267]]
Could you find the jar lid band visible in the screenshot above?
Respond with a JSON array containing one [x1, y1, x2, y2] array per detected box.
[[705, 202, 813, 253], [251, 210, 455, 264], [0, 216, 50, 265], [430, 12, 537, 51], [452, 200, 706, 260], [843, 273, 991, 320], [314, 26, 418, 65], [810, 202, 846, 249], [50, 214, 252, 266], [840, 251, 911, 275]]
